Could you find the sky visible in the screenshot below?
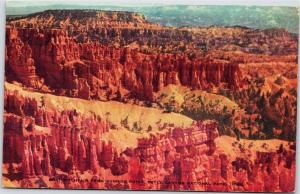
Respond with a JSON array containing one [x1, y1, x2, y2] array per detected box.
[[6, 0, 300, 7]]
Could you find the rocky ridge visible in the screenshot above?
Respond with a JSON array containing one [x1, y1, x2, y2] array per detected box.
[[5, 27, 242, 101], [7, 10, 298, 55]]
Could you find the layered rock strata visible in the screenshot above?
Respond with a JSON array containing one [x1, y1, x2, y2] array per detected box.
[[6, 27, 242, 101]]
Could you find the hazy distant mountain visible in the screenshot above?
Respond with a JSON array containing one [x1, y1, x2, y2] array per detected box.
[[6, 4, 299, 33]]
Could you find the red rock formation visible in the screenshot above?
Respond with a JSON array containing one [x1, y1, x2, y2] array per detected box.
[[3, 91, 113, 179], [2, 91, 296, 191], [5, 28, 243, 101], [5, 28, 41, 88], [7, 10, 297, 55]]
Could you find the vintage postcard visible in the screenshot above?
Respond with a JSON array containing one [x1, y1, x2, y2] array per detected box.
[[2, 0, 298, 192]]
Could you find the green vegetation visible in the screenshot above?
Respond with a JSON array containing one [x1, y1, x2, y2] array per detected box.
[[221, 81, 297, 141], [181, 98, 235, 136]]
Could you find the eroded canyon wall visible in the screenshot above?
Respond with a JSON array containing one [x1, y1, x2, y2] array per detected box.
[[6, 27, 242, 101]]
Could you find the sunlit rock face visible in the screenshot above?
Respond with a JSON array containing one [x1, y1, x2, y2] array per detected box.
[[6, 27, 243, 101]]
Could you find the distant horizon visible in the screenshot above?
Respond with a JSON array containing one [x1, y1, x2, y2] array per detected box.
[[5, 0, 300, 7], [5, 3, 299, 34]]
